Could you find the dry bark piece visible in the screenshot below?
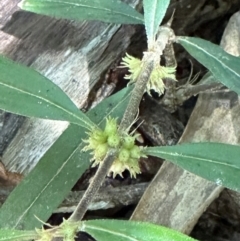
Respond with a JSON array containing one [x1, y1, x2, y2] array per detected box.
[[0, 161, 23, 187], [138, 96, 184, 146], [131, 10, 240, 235], [191, 189, 240, 241], [0, 181, 148, 213], [56, 182, 148, 213]]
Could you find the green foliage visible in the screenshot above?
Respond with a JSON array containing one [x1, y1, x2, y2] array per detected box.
[[1, 1, 240, 241], [178, 37, 240, 95], [145, 143, 240, 192], [19, 0, 144, 24], [81, 219, 197, 241], [0, 55, 94, 130], [0, 219, 199, 241], [0, 229, 38, 241], [143, 0, 170, 47], [0, 87, 133, 230]]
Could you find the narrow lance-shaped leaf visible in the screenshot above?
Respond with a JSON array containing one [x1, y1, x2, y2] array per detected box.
[[0, 55, 94, 130], [145, 142, 240, 192], [0, 86, 133, 230], [81, 219, 197, 241], [19, 0, 144, 24], [178, 37, 240, 96], [143, 0, 170, 48], [0, 230, 38, 241]]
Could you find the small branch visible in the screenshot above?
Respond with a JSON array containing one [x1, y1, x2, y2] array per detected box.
[[68, 25, 175, 222], [179, 82, 224, 97], [69, 149, 116, 222], [119, 26, 175, 132], [119, 57, 154, 132], [161, 82, 224, 110]]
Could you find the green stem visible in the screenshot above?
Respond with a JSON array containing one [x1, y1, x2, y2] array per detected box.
[[119, 25, 175, 131], [68, 25, 175, 222], [119, 57, 154, 132], [69, 149, 116, 222], [68, 58, 154, 222]]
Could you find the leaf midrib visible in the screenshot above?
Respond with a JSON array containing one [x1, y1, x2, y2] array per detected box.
[[32, 0, 143, 22], [0, 80, 92, 130], [146, 149, 240, 170], [84, 224, 139, 241], [180, 38, 240, 79]]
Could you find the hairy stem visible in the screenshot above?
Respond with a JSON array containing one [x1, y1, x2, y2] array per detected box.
[[119, 26, 175, 131], [69, 149, 117, 222], [68, 25, 175, 222], [119, 57, 154, 132]]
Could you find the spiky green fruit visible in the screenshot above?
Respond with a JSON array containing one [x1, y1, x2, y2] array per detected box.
[[120, 53, 176, 96], [128, 162, 141, 178], [83, 116, 145, 178], [109, 159, 126, 178], [130, 145, 142, 159], [91, 129, 108, 143], [95, 143, 108, 161], [123, 136, 135, 149], [118, 148, 130, 162], [107, 134, 120, 148], [104, 117, 118, 135]]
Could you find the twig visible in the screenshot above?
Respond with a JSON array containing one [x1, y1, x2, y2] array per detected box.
[[69, 149, 117, 221], [68, 25, 175, 222]]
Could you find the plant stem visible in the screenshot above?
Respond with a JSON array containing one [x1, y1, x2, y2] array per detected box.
[[69, 57, 154, 222], [68, 25, 175, 222], [119, 25, 175, 131], [69, 149, 117, 222], [118, 57, 154, 132]]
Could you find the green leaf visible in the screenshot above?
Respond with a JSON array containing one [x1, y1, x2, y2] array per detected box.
[[0, 229, 38, 241], [178, 37, 240, 96], [143, 0, 170, 47], [0, 55, 94, 130], [19, 0, 144, 24], [145, 142, 240, 192], [0, 86, 133, 230], [81, 219, 197, 241], [198, 71, 219, 85]]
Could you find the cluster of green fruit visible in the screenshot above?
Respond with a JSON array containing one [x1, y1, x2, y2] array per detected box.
[[84, 118, 145, 178], [121, 53, 176, 96]]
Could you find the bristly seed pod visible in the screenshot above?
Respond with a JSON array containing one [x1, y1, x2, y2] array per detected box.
[[120, 53, 176, 96], [104, 117, 118, 135], [95, 143, 108, 161], [83, 117, 146, 178], [109, 159, 125, 178], [92, 129, 108, 143], [130, 145, 141, 159], [107, 134, 120, 148], [123, 136, 135, 149], [118, 148, 130, 163]]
